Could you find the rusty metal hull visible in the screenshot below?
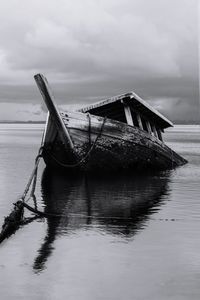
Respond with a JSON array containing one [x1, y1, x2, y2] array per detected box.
[[42, 110, 187, 173]]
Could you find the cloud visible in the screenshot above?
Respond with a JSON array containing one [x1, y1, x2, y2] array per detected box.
[[0, 0, 183, 79], [148, 97, 199, 123], [0, 103, 46, 121], [0, 0, 198, 122]]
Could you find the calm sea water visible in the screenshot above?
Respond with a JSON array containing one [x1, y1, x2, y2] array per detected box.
[[0, 124, 200, 300]]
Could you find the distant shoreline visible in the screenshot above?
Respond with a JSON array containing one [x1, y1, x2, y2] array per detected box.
[[0, 121, 198, 125], [0, 121, 45, 124]]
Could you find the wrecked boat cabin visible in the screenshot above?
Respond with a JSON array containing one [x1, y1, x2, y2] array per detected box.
[[79, 92, 172, 142]]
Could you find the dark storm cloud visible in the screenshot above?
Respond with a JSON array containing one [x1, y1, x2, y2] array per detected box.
[[0, 0, 198, 122]]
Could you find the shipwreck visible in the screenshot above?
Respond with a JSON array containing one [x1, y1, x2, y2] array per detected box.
[[34, 74, 187, 173]]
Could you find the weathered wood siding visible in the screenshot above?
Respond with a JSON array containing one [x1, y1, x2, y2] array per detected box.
[[42, 110, 187, 172]]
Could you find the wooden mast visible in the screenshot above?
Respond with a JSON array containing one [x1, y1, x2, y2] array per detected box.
[[34, 74, 74, 150]]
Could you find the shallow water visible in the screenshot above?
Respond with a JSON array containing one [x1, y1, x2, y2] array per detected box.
[[0, 124, 200, 300]]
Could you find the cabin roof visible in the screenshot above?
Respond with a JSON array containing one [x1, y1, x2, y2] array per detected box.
[[78, 92, 173, 129]]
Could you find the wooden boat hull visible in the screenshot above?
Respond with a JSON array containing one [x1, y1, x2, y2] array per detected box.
[[42, 110, 187, 173], [34, 73, 187, 173]]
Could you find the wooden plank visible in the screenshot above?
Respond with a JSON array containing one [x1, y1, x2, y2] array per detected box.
[[156, 128, 163, 141], [42, 112, 50, 145], [62, 111, 164, 152], [49, 124, 186, 171], [63, 112, 158, 145], [34, 74, 74, 150], [121, 100, 134, 126], [151, 124, 158, 138], [146, 120, 152, 135], [43, 106, 187, 170], [79, 93, 132, 113], [136, 113, 143, 130], [62, 111, 127, 133], [42, 113, 58, 144], [66, 120, 160, 149]]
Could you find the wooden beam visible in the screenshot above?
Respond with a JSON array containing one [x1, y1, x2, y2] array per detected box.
[[121, 100, 134, 126], [156, 128, 163, 141], [152, 124, 158, 138], [146, 120, 152, 135], [136, 113, 143, 130], [42, 112, 50, 145], [34, 74, 74, 150]]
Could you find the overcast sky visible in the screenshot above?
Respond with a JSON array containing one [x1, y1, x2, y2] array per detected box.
[[0, 0, 199, 122]]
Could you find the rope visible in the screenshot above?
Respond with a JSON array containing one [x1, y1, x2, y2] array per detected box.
[[12, 116, 106, 216], [21, 146, 43, 202], [0, 143, 44, 243], [30, 167, 38, 198], [45, 116, 107, 168], [18, 116, 107, 219], [1, 114, 107, 242], [22, 202, 61, 218]]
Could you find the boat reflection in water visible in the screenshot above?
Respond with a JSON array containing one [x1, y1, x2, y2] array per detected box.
[[33, 169, 171, 273]]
